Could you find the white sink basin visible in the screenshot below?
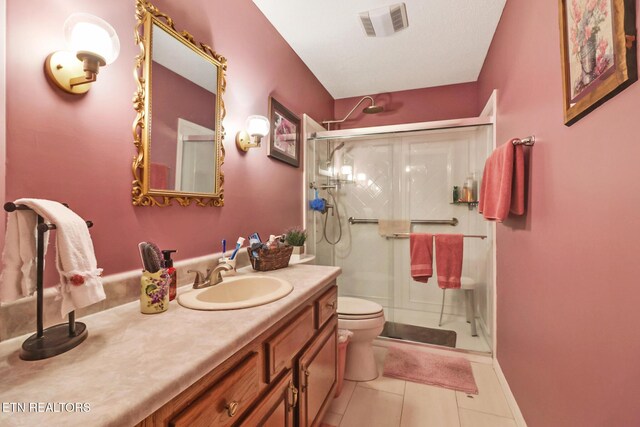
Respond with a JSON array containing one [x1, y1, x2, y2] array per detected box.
[[178, 275, 293, 310]]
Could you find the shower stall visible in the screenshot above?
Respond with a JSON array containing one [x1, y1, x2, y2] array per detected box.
[[304, 116, 495, 354]]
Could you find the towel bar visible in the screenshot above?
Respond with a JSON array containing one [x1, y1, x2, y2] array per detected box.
[[3, 201, 93, 361], [512, 136, 535, 146], [389, 233, 487, 240]]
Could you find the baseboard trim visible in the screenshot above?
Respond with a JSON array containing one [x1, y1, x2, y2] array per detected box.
[[493, 358, 527, 427]]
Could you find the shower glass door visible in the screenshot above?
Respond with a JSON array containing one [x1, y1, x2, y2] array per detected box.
[[307, 125, 493, 353]]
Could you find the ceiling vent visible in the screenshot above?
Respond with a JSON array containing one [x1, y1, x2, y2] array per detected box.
[[359, 3, 409, 37]]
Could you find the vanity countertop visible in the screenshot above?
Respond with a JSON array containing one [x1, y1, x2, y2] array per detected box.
[[0, 264, 341, 427]]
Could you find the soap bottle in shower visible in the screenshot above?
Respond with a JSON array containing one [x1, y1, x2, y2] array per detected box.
[[463, 175, 474, 202], [471, 173, 478, 201]]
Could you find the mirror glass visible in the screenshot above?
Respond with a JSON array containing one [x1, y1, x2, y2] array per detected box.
[[133, 1, 226, 207], [149, 23, 218, 193]]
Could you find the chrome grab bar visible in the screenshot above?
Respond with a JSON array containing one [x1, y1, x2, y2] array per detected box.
[[348, 217, 459, 227]]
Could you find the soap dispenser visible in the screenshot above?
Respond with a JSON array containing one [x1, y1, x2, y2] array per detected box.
[[162, 250, 177, 301]]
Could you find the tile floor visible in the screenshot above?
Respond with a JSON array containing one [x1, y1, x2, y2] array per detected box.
[[323, 343, 517, 427]]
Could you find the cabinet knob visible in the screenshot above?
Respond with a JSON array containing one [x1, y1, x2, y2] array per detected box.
[[225, 401, 239, 417], [327, 301, 336, 310]]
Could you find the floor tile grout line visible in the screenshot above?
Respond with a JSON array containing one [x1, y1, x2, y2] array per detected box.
[[340, 381, 358, 420], [454, 389, 462, 427], [457, 406, 516, 420], [398, 380, 407, 427]]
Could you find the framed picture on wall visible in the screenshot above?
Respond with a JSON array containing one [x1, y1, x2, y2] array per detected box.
[[558, 0, 637, 126], [267, 97, 301, 167]]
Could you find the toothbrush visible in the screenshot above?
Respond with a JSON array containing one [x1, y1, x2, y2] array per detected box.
[[138, 242, 147, 270], [229, 237, 245, 260], [222, 239, 226, 257]]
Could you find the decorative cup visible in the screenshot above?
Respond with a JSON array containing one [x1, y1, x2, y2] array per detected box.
[[140, 269, 170, 314]]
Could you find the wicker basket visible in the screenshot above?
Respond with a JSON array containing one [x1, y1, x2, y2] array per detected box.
[[247, 245, 293, 271]]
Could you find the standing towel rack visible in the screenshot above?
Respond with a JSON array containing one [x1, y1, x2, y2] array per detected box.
[[512, 136, 535, 146], [348, 217, 459, 226], [3, 201, 93, 361]]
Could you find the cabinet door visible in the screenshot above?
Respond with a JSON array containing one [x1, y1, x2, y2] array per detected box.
[[240, 370, 296, 427], [298, 319, 337, 427], [169, 352, 260, 427]]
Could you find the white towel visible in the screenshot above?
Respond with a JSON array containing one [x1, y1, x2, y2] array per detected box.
[[1, 199, 105, 317], [0, 209, 49, 301], [378, 219, 411, 237]]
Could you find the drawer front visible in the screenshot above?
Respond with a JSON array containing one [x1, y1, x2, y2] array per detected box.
[[170, 352, 260, 427], [316, 286, 337, 329], [266, 305, 315, 382]]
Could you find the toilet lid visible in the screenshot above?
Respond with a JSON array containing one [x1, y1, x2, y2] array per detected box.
[[337, 297, 383, 316]]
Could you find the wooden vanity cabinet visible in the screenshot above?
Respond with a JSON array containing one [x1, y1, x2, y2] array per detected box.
[[136, 283, 337, 427]]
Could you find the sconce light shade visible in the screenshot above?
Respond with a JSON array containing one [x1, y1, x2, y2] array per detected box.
[[64, 13, 120, 65], [236, 115, 270, 152], [246, 115, 270, 138], [45, 13, 120, 95]]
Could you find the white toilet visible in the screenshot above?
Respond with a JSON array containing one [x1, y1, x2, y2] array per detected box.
[[337, 297, 385, 382]]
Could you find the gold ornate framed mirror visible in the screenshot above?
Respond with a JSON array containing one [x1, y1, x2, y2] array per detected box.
[[132, 0, 226, 207]]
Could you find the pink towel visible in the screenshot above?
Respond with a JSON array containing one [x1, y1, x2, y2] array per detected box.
[[435, 234, 463, 289], [478, 140, 525, 222], [150, 163, 169, 189], [410, 234, 433, 283]]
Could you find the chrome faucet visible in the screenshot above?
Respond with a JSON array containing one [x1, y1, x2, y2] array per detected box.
[[188, 263, 233, 289]]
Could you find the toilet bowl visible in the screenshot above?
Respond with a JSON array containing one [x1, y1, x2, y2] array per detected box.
[[337, 297, 385, 382]]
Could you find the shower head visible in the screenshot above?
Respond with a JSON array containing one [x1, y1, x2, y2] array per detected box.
[[363, 104, 384, 114], [322, 95, 384, 129]]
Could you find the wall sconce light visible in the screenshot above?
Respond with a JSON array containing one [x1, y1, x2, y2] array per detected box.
[[236, 115, 270, 151], [45, 13, 120, 95]]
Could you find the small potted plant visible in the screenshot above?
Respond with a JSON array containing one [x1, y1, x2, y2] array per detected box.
[[284, 227, 307, 258]]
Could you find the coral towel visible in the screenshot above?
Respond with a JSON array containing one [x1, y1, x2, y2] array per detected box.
[[478, 140, 525, 222], [410, 233, 433, 283], [435, 234, 463, 289], [0, 199, 105, 317]]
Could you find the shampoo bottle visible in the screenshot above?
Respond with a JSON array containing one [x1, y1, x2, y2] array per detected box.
[[464, 175, 474, 202], [162, 250, 177, 301]]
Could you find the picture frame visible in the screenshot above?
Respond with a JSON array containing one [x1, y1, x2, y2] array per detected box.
[[268, 97, 301, 167], [558, 0, 637, 126]]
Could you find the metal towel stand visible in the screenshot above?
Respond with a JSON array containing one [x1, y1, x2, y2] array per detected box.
[[3, 202, 94, 361]]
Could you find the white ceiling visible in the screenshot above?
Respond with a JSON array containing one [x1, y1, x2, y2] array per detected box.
[[252, 0, 506, 99], [152, 23, 218, 94]]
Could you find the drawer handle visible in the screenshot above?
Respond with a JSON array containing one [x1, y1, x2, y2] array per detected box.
[[326, 301, 336, 310], [225, 401, 239, 417], [288, 381, 299, 409]]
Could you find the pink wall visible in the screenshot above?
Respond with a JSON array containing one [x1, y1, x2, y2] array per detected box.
[[333, 82, 479, 129], [0, 0, 5, 256], [152, 63, 217, 189], [478, 2, 640, 426], [5, 0, 333, 281]]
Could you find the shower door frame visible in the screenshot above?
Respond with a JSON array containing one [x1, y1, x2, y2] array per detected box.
[[303, 112, 498, 356]]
